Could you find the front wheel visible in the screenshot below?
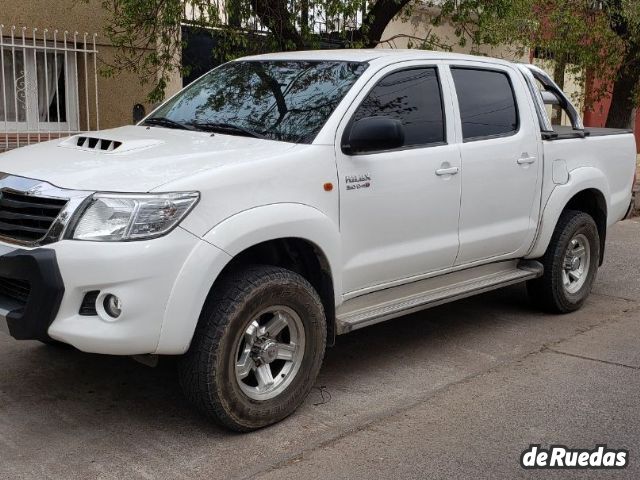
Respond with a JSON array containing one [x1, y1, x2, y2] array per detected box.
[[527, 210, 600, 313], [178, 265, 326, 431]]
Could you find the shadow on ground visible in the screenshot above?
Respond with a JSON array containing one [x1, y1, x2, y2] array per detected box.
[[0, 276, 633, 479]]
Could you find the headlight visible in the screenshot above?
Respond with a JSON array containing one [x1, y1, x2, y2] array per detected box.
[[71, 192, 199, 241]]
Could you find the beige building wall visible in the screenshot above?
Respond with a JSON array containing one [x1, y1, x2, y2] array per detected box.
[[380, 6, 586, 127], [380, 6, 529, 61], [379, 6, 590, 128], [1, 0, 181, 130], [3, 2, 583, 132]]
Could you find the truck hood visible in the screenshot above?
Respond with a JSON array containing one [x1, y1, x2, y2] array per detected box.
[[0, 126, 298, 192]]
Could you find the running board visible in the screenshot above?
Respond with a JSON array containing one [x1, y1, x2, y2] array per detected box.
[[336, 260, 543, 334]]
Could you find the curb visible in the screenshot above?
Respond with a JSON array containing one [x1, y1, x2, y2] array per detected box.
[[633, 188, 639, 217]]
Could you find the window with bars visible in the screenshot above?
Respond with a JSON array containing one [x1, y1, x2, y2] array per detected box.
[[0, 47, 79, 132]]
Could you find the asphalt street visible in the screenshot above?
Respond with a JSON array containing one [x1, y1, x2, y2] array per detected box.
[[1, 219, 639, 479]]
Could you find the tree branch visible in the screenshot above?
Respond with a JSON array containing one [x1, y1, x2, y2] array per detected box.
[[250, 0, 305, 49], [357, 0, 413, 47]]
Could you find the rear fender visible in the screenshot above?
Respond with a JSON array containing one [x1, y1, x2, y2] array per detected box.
[[526, 167, 609, 260]]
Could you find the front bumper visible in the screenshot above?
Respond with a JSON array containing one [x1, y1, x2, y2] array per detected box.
[[0, 227, 215, 355], [0, 245, 64, 342]]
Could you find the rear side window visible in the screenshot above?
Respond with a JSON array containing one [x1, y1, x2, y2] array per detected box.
[[451, 68, 519, 141], [352, 67, 445, 148]]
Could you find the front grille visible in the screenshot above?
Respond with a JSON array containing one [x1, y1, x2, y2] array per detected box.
[[0, 276, 31, 305], [0, 191, 68, 243]]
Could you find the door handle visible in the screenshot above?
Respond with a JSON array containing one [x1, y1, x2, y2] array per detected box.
[[517, 155, 537, 165], [435, 166, 460, 176]]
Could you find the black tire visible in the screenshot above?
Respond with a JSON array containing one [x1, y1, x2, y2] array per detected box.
[[37, 339, 71, 348], [527, 210, 600, 313], [178, 265, 326, 432]]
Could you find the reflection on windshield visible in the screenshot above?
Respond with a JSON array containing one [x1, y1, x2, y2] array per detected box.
[[149, 60, 368, 144]]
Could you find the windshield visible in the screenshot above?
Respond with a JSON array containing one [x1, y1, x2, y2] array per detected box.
[[147, 60, 368, 143]]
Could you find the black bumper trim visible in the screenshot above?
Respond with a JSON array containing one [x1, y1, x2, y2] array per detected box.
[[0, 248, 64, 341]]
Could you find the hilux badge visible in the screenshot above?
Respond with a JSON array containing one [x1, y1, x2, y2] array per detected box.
[[345, 173, 371, 191]]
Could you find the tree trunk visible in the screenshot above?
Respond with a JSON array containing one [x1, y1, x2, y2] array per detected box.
[[249, 0, 411, 51], [300, 0, 309, 37], [606, 43, 640, 129], [250, 0, 305, 50], [552, 55, 567, 126], [356, 0, 413, 47]]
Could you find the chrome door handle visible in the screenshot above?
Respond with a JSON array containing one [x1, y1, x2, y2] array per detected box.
[[435, 166, 460, 176], [517, 155, 537, 165]]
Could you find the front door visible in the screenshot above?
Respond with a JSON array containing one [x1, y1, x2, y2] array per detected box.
[[336, 64, 462, 294]]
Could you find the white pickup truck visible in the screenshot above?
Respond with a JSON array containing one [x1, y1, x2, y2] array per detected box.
[[0, 50, 635, 431]]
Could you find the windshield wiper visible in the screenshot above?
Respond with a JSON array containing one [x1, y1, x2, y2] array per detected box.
[[142, 117, 195, 131], [188, 121, 266, 139]]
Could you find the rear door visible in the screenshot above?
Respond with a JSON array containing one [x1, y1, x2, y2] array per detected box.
[[446, 63, 542, 265]]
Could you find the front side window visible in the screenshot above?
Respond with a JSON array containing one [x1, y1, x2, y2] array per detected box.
[[352, 67, 445, 148], [150, 60, 368, 143], [451, 67, 519, 141]]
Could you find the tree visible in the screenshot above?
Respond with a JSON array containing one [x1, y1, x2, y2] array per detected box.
[[603, 1, 640, 128], [98, 0, 417, 103], [426, 0, 640, 129]]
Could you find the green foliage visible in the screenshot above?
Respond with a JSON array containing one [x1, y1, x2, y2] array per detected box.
[[426, 0, 640, 110], [530, 0, 625, 107], [427, 0, 535, 50], [96, 0, 416, 103]]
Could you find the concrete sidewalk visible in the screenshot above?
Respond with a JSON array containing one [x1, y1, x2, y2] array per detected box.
[[255, 219, 640, 480], [0, 219, 639, 479], [256, 307, 640, 480], [634, 155, 639, 215]]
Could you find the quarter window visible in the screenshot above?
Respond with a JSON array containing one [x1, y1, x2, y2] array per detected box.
[[352, 67, 445, 148], [451, 68, 519, 141]]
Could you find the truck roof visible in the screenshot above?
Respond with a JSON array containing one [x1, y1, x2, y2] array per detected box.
[[238, 49, 515, 67]]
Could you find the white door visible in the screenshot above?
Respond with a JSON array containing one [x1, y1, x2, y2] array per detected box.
[[446, 63, 542, 265], [336, 64, 462, 294]]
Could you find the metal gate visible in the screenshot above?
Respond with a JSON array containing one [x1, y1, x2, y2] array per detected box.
[[0, 25, 100, 152]]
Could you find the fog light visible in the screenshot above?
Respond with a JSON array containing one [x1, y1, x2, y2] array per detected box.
[[103, 294, 122, 318]]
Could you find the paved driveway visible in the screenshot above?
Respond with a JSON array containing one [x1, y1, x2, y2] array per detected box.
[[1, 219, 639, 479]]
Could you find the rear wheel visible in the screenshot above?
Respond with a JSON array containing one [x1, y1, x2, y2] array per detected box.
[[527, 210, 600, 313], [179, 265, 326, 431]]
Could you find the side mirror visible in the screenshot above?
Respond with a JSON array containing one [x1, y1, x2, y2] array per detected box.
[[541, 90, 560, 106], [342, 117, 405, 154]]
